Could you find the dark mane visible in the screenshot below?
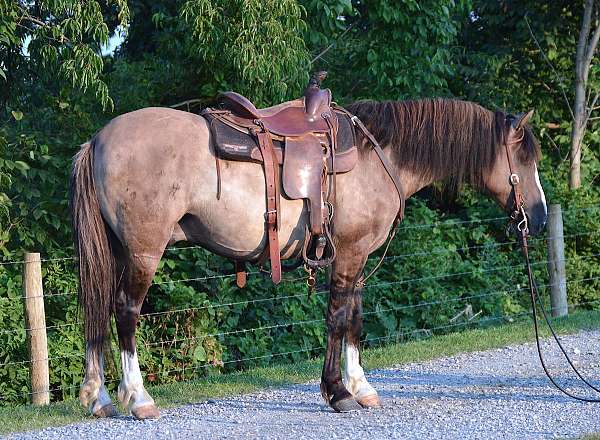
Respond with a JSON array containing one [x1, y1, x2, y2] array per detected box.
[[346, 99, 540, 193]]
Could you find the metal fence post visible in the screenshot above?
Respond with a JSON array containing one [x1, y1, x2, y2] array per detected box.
[[546, 204, 568, 317], [23, 252, 50, 405]]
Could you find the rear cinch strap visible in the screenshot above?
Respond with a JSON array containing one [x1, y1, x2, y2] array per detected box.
[[235, 261, 247, 288]]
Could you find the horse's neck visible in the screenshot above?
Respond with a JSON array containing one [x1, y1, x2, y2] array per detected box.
[[374, 148, 431, 200]]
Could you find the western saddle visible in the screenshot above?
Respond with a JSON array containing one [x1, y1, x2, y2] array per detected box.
[[201, 72, 403, 288]]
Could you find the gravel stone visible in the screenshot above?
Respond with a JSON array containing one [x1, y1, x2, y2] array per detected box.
[[7, 329, 600, 440]]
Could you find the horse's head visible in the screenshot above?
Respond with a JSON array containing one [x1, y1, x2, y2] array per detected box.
[[484, 110, 547, 236]]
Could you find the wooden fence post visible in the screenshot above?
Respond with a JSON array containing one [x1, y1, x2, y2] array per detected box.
[[546, 204, 568, 317], [23, 252, 50, 405]]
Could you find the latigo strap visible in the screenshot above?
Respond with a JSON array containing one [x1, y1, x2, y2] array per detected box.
[[255, 129, 282, 284]]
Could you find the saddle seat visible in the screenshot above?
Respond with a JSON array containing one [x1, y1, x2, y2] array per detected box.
[[218, 89, 332, 137]]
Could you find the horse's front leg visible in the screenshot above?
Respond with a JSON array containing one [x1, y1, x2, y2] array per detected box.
[[320, 251, 366, 412], [343, 282, 381, 408]]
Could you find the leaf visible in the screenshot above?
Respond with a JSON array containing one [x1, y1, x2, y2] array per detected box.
[[13, 161, 29, 171], [58, 102, 70, 109], [11, 110, 23, 121], [193, 345, 206, 362]]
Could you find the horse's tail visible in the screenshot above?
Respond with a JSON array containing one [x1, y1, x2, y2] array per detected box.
[[70, 140, 116, 357]]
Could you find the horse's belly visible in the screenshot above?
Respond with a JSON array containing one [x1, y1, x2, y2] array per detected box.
[[173, 159, 307, 261]]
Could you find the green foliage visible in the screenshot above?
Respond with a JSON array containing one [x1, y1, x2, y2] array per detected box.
[[0, 0, 130, 109], [0, 0, 599, 409], [181, 0, 310, 104], [302, 0, 472, 100]]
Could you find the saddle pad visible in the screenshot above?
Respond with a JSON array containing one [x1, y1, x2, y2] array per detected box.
[[205, 111, 358, 174]]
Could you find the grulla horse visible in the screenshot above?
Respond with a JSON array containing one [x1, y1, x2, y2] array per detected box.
[[70, 98, 547, 418]]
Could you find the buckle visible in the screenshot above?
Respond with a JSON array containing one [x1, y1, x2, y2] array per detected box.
[[264, 210, 277, 223], [509, 173, 520, 185]]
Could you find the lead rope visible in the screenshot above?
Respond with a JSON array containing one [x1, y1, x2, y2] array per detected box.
[[505, 128, 600, 400], [521, 227, 600, 402]]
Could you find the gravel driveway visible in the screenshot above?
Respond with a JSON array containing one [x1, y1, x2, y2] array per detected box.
[[8, 330, 600, 440]]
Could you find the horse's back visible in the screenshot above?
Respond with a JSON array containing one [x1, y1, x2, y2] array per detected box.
[[95, 107, 207, 146]]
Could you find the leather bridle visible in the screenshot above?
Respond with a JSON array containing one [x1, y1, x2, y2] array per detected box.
[[505, 122, 600, 402], [504, 126, 529, 236]]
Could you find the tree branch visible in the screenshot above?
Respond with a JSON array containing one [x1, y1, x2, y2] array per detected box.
[[583, 17, 600, 76], [524, 14, 575, 120], [577, 0, 594, 79], [585, 92, 600, 125], [20, 14, 48, 29], [310, 22, 355, 65], [16, 6, 70, 43], [170, 98, 203, 109]]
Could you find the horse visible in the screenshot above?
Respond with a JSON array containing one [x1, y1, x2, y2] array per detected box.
[[70, 97, 547, 419]]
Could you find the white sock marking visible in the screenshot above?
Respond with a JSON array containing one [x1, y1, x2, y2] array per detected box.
[[119, 349, 154, 411], [343, 342, 377, 399], [82, 346, 112, 413]]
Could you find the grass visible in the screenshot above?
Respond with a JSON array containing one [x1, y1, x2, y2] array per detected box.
[[2, 309, 600, 435]]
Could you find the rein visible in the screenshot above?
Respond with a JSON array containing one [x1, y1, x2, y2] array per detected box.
[[505, 132, 600, 402]]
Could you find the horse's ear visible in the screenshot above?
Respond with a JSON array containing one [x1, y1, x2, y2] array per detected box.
[[511, 109, 534, 131]]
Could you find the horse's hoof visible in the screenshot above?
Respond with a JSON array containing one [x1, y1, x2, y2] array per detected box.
[[132, 404, 160, 420], [357, 393, 382, 409], [331, 397, 362, 412], [93, 403, 119, 418]]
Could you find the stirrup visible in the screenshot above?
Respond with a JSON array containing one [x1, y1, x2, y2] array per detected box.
[[302, 225, 336, 269]]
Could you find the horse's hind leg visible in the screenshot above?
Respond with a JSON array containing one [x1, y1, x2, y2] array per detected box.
[[80, 345, 117, 417], [114, 251, 162, 419], [321, 247, 367, 412], [343, 283, 381, 408]]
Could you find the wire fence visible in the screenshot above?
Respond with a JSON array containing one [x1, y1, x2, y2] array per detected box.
[[0, 204, 599, 404]]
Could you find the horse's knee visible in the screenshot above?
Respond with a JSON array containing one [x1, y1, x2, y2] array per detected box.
[[326, 287, 355, 335], [326, 304, 350, 335]]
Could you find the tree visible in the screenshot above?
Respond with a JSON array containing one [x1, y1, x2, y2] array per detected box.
[[0, 0, 130, 110], [457, 0, 600, 191], [570, 0, 600, 189], [301, 0, 472, 101], [0, 1, 129, 256], [181, 0, 310, 105]]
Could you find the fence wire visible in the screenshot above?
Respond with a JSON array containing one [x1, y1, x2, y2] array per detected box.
[[2, 250, 599, 337], [2, 276, 599, 370], [1, 205, 599, 403], [8, 294, 600, 401], [1, 204, 597, 266]]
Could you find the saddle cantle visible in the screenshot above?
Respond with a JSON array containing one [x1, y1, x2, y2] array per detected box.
[[202, 72, 358, 286]]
